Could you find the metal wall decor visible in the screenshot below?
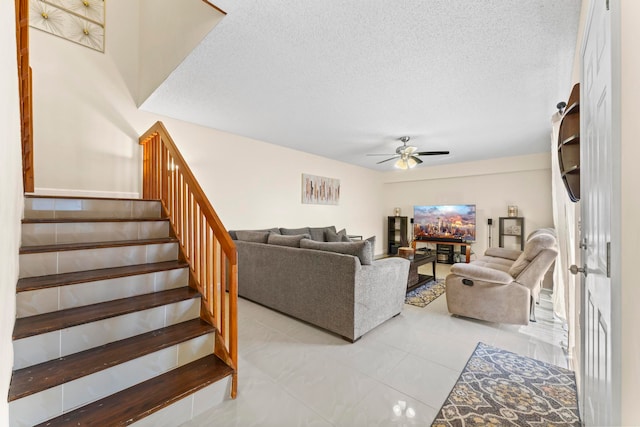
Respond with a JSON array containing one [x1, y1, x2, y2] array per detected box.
[[30, 0, 105, 52]]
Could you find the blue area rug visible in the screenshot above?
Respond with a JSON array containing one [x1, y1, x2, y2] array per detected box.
[[405, 279, 445, 308], [431, 342, 581, 427]]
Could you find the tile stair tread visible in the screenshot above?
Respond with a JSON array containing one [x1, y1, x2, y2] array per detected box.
[[9, 318, 215, 401], [20, 237, 178, 254], [13, 287, 200, 340], [22, 217, 168, 223], [17, 260, 189, 292], [33, 354, 233, 427]]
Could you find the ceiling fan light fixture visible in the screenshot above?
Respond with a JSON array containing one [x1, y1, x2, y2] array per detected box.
[[369, 135, 448, 169], [394, 156, 418, 170]]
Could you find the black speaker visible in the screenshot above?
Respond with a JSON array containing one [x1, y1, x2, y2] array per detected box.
[[488, 218, 493, 225]]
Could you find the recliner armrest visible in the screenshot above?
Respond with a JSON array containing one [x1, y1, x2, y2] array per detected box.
[[450, 263, 514, 285]]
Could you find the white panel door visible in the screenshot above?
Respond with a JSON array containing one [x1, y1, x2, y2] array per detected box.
[[580, 0, 613, 425]]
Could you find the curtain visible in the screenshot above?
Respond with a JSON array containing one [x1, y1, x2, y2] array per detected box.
[[550, 112, 578, 356]]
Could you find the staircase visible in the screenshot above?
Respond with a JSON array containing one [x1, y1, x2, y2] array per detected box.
[[8, 195, 235, 426]]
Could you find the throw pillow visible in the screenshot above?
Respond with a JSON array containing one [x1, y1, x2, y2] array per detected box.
[[280, 227, 311, 236], [300, 239, 373, 265], [326, 228, 348, 242], [308, 226, 336, 242], [235, 230, 270, 243], [268, 233, 311, 248], [365, 235, 376, 258]]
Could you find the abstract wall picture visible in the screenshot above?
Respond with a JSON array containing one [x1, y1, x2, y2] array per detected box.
[[302, 174, 340, 205], [30, 0, 105, 52]]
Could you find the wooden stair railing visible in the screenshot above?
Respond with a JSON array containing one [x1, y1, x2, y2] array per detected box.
[[15, 0, 34, 193], [139, 121, 238, 398]]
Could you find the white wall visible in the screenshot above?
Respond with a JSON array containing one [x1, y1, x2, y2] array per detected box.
[[137, 0, 224, 105], [29, 0, 386, 252], [0, 0, 24, 424], [619, 0, 640, 423], [381, 153, 554, 258], [162, 119, 383, 243]]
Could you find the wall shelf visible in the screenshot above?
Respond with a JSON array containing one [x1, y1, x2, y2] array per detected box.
[[558, 83, 580, 202], [498, 217, 525, 250]]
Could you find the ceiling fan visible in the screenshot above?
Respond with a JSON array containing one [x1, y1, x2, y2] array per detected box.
[[367, 136, 450, 169]]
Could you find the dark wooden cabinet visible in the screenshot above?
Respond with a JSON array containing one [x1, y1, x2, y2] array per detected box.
[[387, 216, 408, 254], [499, 217, 525, 250], [558, 83, 580, 202]]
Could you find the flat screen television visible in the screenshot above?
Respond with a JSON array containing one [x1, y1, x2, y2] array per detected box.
[[413, 204, 476, 242]]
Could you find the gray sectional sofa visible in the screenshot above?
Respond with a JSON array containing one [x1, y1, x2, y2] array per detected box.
[[229, 226, 410, 341]]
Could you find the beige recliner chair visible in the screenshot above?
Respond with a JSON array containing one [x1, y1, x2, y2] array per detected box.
[[445, 229, 558, 325]]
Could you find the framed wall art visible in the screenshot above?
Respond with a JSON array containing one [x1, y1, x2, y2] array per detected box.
[[302, 174, 340, 205], [30, 0, 105, 52]]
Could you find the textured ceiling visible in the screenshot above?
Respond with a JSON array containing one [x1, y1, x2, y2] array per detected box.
[[141, 0, 582, 170]]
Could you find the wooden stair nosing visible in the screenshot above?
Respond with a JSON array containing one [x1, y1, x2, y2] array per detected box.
[[19, 237, 178, 254], [34, 354, 234, 427], [9, 319, 215, 401], [16, 260, 189, 292], [22, 217, 168, 224], [13, 287, 200, 340], [25, 194, 161, 202]]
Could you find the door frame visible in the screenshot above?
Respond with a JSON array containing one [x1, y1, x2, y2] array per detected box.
[[609, 0, 622, 422]]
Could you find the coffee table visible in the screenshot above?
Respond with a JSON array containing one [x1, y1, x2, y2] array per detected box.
[[406, 251, 437, 292]]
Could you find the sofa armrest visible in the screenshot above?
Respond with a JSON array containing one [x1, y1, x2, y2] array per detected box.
[[484, 247, 522, 261], [353, 257, 410, 339], [450, 263, 513, 285], [364, 256, 409, 278]]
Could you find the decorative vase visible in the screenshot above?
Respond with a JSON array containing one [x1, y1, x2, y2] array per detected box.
[[398, 247, 415, 260]]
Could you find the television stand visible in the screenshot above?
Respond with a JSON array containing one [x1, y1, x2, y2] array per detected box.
[[411, 240, 471, 263]]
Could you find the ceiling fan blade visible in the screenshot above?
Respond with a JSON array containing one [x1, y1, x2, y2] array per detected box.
[[415, 151, 450, 156], [411, 156, 423, 164], [376, 156, 399, 164]]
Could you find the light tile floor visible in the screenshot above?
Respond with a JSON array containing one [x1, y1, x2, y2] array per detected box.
[[184, 264, 569, 426]]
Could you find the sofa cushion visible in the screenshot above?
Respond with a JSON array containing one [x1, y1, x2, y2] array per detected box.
[[280, 227, 311, 236], [300, 239, 373, 265], [483, 247, 522, 261], [229, 227, 280, 240], [235, 230, 270, 243], [268, 233, 310, 248], [309, 226, 337, 242], [509, 232, 557, 277]]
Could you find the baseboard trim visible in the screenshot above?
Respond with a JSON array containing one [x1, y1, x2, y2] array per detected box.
[[31, 188, 141, 199]]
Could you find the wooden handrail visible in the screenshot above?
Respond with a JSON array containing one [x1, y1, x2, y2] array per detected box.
[[139, 121, 238, 398], [15, 0, 34, 192], [201, 0, 227, 15]]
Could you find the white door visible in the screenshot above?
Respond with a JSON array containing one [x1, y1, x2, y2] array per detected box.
[[580, 0, 613, 425]]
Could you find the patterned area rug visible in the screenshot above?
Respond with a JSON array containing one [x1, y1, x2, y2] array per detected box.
[[405, 279, 445, 308], [432, 342, 581, 427]]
